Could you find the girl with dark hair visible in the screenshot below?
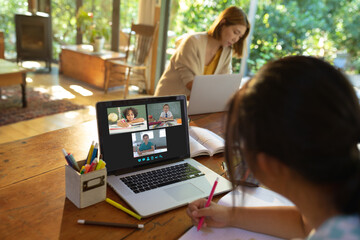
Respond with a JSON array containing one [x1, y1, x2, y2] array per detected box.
[[154, 6, 250, 98], [186, 56, 360, 239], [117, 107, 145, 127]]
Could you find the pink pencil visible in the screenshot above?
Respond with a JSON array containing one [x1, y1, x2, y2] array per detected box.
[[197, 177, 219, 231]]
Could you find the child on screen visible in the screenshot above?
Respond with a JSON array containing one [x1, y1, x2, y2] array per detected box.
[[159, 104, 174, 121], [137, 134, 155, 155], [117, 107, 144, 127]]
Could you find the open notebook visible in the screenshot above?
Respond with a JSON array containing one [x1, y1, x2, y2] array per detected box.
[[189, 126, 224, 157]]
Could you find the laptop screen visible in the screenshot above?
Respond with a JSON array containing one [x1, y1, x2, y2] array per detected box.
[[96, 95, 190, 174]]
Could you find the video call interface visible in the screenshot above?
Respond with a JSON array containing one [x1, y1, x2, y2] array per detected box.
[[102, 100, 189, 172]]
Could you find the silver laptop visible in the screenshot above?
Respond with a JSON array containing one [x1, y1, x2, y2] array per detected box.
[[96, 95, 232, 217], [188, 74, 242, 115]]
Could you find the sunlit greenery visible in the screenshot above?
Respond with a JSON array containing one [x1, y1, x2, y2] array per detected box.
[[1, 0, 359, 74], [0, 1, 28, 59], [51, 0, 77, 59], [1, 0, 138, 61], [170, 0, 360, 74], [51, 0, 138, 59]]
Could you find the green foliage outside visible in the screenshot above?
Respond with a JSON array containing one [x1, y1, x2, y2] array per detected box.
[[0, 0, 138, 61], [0, 1, 28, 59], [51, 0, 77, 59], [1, 0, 359, 74], [76, 6, 111, 44], [51, 0, 138, 59], [170, 0, 360, 74]]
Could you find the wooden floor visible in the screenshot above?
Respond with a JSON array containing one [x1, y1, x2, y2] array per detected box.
[[0, 62, 150, 144]]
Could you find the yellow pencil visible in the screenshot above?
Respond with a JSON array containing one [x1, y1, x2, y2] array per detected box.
[[105, 198, 142, 220], [86, 141, 95, 165]]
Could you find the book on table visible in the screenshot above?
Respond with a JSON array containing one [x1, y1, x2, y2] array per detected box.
[[189, 126, 224, 157]]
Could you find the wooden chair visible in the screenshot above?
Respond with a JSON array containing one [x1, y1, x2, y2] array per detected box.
[[119, 30, 129, 54], [104, 22, 158, 98]]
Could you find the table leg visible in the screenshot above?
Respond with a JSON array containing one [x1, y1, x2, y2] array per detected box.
[[46, 60, 52, 72], [21, 73, 27, 108]]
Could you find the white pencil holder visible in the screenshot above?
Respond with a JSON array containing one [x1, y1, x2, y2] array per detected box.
[[65, 160, 107, 208]]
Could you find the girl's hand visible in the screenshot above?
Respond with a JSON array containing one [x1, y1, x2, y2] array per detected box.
[[186, 198, 232, 229], [117, 119, 129, 127]]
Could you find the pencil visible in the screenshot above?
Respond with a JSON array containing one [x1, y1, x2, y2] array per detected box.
[[106, 198, 142, 220], [197, 177, 219, 231], [77, 219, 144, 229], [86, 141, 95, 165]]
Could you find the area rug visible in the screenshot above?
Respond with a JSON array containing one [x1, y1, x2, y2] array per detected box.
[[0, 86, 86, 126]]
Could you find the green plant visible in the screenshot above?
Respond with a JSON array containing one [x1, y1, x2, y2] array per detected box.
[[0, 0, 28, 59], [76, 6, 110, 43]]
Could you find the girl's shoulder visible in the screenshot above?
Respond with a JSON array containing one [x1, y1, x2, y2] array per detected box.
[[308, 215, 360, 240]]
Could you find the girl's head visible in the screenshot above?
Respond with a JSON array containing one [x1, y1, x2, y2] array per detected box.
[[225, 55, 360, 214], [208, 6, 250, 58], [123, 107, 138, 121]]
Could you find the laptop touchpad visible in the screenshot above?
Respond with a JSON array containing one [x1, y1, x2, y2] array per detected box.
[[164, 183, 204, 201]]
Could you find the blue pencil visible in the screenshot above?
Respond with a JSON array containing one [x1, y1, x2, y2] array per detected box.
[[90, 143, 98, 164], [86, 141, 95, 164], [68, 153, 80, 172], [62, 148, 73, 167]]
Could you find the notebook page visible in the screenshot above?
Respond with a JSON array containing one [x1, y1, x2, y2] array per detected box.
[[179, 187, 294, 240], [179, 225, 284, 240]]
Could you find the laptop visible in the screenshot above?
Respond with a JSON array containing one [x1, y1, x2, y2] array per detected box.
[[187, 73, 242, 115], [96, 95, 232, 217]]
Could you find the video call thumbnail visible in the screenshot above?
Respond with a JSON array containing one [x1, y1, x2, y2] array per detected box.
[[131, 129, 168, 158], [107, 105, 147, 135], [147, 101, 182, 129]]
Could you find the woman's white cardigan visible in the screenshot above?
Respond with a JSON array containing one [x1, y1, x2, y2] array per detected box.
[[154, 32, 232, 97]]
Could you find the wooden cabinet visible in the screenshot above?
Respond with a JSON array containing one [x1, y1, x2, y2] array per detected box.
[[59, 45, 125, 89]]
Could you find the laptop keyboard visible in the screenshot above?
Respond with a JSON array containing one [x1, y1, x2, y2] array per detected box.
[[120, 163, 205, 194]]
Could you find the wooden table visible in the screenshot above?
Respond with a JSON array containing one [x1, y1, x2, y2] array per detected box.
[[0, 59, 31, 107], [59, 45, 125, 89], [0, 112, 227, 239]]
